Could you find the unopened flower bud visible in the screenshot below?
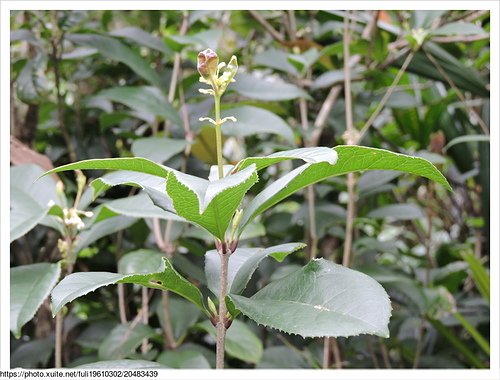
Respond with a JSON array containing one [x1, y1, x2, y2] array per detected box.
[[197, 48, 219, 80]]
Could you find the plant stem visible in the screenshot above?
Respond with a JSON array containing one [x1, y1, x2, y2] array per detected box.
[[214, 94, 224, 179], [216, 248, 230, 369], [54, 311, 63, 368]]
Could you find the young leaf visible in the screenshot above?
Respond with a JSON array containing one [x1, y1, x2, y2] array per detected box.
[[205, 243, 306, 297], [238, 145, 451, 232], [11, 263, 61, 337], [51, 258, 209, 317], [166, 165, 258, 240], [230, 258, 392, 338]]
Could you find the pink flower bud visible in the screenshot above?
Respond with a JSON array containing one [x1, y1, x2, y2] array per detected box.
[[197, 48, 219, 80]]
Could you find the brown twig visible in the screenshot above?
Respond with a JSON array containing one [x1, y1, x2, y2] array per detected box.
[[248, 10, 285, 43]]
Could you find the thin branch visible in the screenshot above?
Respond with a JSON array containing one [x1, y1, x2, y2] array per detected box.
[[288, 10, 297, 41], [423, 48, 489, 135], [431, 33, 489, 44], [358, 51, 415, 141], [248, 10, 285, 43]]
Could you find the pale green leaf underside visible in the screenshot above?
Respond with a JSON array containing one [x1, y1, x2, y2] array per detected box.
[[51, 258, 208, 316], [239, 145, 451, 231], [205, 242, 306, 296], [11, 262, 61, 337], [41, 157, 171, 180], [166, 165, 258, 239], [230, 259, 392, 338]]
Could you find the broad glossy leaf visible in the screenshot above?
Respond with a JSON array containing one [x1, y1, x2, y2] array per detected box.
[[221, 106, 295, 144], [11, 263, 61, 337], [110, 27, 171, 55], [51, 272, 125, 316], [131, 137, 187, 163], [166, 29, 221, 52], [51, 257, 208, 316], [198, 320, 263, 364], [166, 165, 258, 239], [205, 243, 306, 296], [238, 145, 451, 232], [98, 323, 156, 360], [11, 164, 59, 241], [156, 350, 210, 369], [367, 204, 425, 220], [75, 359, 165, 369], [67, 33, 160, 85], [118, 249, 163, 274], [253, 48, 299, 75], [230, 259, 392, 338], [11, 336, 54, 368], [231, 73, 310, 101], [98, 86, 181, 125]]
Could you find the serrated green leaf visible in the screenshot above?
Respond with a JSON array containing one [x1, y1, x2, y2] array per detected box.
[[166, 165, 258, 239], [230, 259, 392, 338], [97, 86, 181, 125], [205, 243, 306, 297], [238, 145, 451, 232], [98, 323, 156, 360], [221, 106, 295, 144], [197, 320, 263, 364], [234, 146, 338, 172], [41, 157, 171, 180], [51, 257, 208, 316], [231, 73, 311, 101], [11, 263, 61, 337], [67, 33, 160, 85]]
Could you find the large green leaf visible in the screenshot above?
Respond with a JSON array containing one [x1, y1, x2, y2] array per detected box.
[[110, 26, 172, 55], [230, 259, 392, 338], [234, 146, 338, 173], [231, 73, 310, 101], [118, 249, 163, 274], [131, 137, 187, 163], [51, 257, 208, 316], [253, 48, 299, 75], [42, 157, 171, 179], [166, 164, 258, 240], [221, 106, 295, 144], [11, 262, 61, 337], [11, 164, 60, 241], [98, 323, 156, 360], [205, 243, 306, 297], [97, 86, 181, 125], [66, 33, 160, 85], [238, 145, 451, 232], [156, 350, 210, 369], [197, 320, 263, 364], [431, 22, 486, 36], [366, 203, 425, 220]]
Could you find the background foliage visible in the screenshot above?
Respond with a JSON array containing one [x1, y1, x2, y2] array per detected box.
[[10, 9, 490, 369]]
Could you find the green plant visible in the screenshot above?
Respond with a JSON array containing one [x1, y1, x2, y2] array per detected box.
[[39, 48, 452, 369]]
